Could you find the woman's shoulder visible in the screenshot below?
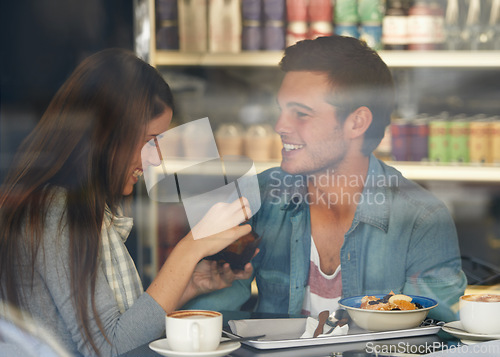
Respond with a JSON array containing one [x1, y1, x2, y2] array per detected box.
[[42, 186, 67, 213], [37, 186, 69, 236]]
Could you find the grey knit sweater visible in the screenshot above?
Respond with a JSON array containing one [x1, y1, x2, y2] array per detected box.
[[6, 189, 165, 356]]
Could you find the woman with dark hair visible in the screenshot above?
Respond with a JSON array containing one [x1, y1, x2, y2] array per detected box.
[[0, 48, 252, 356]]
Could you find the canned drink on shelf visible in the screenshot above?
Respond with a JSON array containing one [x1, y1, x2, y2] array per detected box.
[[263, 0, 286, 21], [178, 0, 208, 52], [428, 119, 450, 163], [491, 118, 500, 164], [286, 21, 308, 46], [391, 118, 411, 161], [335, 0, 359, 24], [358, 0, 384, 23], [242, 21, 262, 50], [374, 125, 392, 161], [264, 21, 286, 50], [242, 0, 261, 21], [448, 118, 470, 163], [359, 23, 383, 50], [156, 0, 178, 21], [309, 21, 333, 39], [469, 119, 491, 164], [286, 0, 308, 22], [156, 22, 179, 50], [308, 0, 333, 22], [335, 23, 360, 39], [208, 0, 241, 53], [409, 118, 429, 162]]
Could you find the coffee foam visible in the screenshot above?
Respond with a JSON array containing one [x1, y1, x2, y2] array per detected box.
[[167, 310, 221, 319], [462, 294, 500, 302]]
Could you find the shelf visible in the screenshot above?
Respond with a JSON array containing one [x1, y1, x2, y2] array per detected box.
[[153, 50, 500, 68], [387, 162, 500, 183], [380, 51, 500, 68], [149, 160, 500, 183], [154, 51, 283, 67], [253, 161, 500, 183]]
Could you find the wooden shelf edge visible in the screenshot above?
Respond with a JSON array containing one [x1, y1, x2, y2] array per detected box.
[[154, 51, 283, 67], [153, 50, 500, 68], [254, 161, 500, 183]]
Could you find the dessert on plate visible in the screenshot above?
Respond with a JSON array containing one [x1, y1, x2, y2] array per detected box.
[[360, 292, 423, 311]]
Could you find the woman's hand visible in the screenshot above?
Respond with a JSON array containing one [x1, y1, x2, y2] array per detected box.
[[187, 197, 252, 259], [147, 197, 253, 313]]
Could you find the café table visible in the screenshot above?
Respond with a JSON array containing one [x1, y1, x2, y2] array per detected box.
[[119, 311, 459, 357]]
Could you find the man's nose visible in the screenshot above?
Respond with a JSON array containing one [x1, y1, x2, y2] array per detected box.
[[274, 112, 291, 136]]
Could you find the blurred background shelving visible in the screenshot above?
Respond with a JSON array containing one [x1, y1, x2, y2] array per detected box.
[[1, 0, 499, 290], [132, 0, 500, 288]]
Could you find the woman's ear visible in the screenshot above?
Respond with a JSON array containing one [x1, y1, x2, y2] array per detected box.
[[345, 106, 372, 139]]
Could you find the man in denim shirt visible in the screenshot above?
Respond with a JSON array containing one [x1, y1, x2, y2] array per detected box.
[[185, 36, 467, 322]]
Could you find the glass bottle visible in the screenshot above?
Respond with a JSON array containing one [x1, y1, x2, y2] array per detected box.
[[383, 0, 409, 50], [461, 0, 482, 51], [482, 0, 500, 50], [408, 0, 436, 50], [493, 0, 500, 50], [444, 0, 462, 50], [430, 1, 445, 50]]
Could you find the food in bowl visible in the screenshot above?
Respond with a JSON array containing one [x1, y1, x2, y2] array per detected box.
[[360, 292, 423, 311], [339, 294, 438, 332]]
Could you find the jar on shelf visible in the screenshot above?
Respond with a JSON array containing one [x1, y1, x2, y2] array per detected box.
[[244, 124, 274, 162], [215, 124, 244, 157], [272, 132, 283, 160]]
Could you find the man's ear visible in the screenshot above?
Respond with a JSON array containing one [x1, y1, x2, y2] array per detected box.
[[344, 106, 372, 139]]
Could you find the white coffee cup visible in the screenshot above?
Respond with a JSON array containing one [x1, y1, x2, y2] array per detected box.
[[459, 294, 500, 335], [166, 310, 222, 352]]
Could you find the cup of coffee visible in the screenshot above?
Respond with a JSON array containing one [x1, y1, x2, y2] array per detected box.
[[459, 294, 500, 334], [166, 310, 222, 352]]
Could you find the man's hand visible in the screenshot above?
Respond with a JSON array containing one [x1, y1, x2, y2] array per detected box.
[[191, 259, 254, 295], [177, 257, 256, 308]]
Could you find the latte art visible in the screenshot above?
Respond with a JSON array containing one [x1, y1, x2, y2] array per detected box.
[[462, 294, 500, 302]]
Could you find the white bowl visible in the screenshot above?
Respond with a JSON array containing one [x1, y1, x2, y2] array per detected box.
[[338, 294, 438, 332]]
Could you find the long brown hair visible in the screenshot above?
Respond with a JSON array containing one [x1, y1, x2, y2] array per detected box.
[[0, 48, 174, 354]]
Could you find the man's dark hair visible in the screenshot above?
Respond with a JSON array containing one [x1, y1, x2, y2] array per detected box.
[[279, 35, 395, 156]]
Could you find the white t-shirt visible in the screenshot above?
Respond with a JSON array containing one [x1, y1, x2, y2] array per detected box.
[[301, 236, 342, 317]]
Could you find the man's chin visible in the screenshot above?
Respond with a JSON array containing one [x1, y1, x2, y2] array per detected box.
[[280, 161, 301, 175]]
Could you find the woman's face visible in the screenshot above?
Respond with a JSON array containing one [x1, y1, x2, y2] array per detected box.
[[123, 107, 173, 196]]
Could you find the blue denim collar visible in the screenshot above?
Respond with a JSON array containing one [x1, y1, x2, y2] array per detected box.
[[353, 155, 392, 234], [278, 155, 392, 232]]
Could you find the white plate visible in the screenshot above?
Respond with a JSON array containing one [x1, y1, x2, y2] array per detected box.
[[226, 318, 441, 350], [442, 321, 500, 342], [149, 338, 240, 357]]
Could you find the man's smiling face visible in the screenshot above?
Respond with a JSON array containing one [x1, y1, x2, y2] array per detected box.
[[275, 71, 348, 176]]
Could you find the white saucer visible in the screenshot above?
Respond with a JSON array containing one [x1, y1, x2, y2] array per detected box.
[[149, 338, 240, 357], [442, 321, 500, 342]]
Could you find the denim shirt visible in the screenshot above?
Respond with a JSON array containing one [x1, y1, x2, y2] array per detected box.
[[185, 155, 467, 322]]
